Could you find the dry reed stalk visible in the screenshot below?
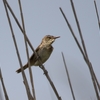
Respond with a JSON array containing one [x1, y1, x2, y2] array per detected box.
[[59, 0, 100, 99], [94, 0, 100, 29], [0, 68, 9, 100], [2, 0, 34, 99], [62, 52, 76, 100], [70, 1, 100, 99], [18, 0, 36, 99]]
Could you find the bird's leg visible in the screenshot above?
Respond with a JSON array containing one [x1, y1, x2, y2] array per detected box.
[[39, 64, 48, 75]]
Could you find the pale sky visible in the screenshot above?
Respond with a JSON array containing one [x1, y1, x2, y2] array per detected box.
[[0, 0, 100, 100]]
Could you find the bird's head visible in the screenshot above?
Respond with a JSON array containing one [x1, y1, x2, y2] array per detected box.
[[41, 35, 60, 46]]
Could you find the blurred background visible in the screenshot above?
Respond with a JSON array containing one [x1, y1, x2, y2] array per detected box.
[[0, 0, 100, 100]]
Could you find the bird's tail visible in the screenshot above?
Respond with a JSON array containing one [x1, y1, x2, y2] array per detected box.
[[16, 63, 28, 73]]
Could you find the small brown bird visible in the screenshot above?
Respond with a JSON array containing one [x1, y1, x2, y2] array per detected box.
[[16, 35, 60, 73]]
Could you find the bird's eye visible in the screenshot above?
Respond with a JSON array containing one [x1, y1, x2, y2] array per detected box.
[[48, 37, 51, 39], [47, 36, 51, 40]]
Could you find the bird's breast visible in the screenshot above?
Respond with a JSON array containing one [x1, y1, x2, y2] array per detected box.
[[34, 46, 53, 66]]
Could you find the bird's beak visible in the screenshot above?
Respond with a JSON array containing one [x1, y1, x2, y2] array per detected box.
[[54, 36, 60, 39]]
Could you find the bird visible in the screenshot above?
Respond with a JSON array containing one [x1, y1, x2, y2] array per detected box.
[[16, 35, 60, 73]]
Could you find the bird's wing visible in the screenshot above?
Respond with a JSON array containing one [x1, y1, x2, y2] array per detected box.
[[29, 46, 41, 64]]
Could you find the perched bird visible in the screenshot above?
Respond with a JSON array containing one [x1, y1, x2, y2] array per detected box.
[[16, 35, 60, 73]]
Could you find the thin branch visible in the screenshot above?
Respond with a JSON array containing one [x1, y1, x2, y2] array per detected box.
[[18, 0, 36, 99], [0, 68, 9, 100], [70, 0, 100, 92], [70, 0, 88, 59], [2, 0, 33, 100], [4, 0, 35, 53], [70, 0, 100, 98], [60, 5, 100, 92], [59, 7, 85, 58], [94, 0, 100, 29], [61, 52, 76, 100], [59, 6, 100, 100]]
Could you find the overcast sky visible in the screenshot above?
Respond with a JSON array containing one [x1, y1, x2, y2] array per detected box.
[[0, 0, 100, 100]]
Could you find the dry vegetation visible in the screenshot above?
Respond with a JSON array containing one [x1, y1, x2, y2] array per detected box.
[[0, 0, 100, 100]]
